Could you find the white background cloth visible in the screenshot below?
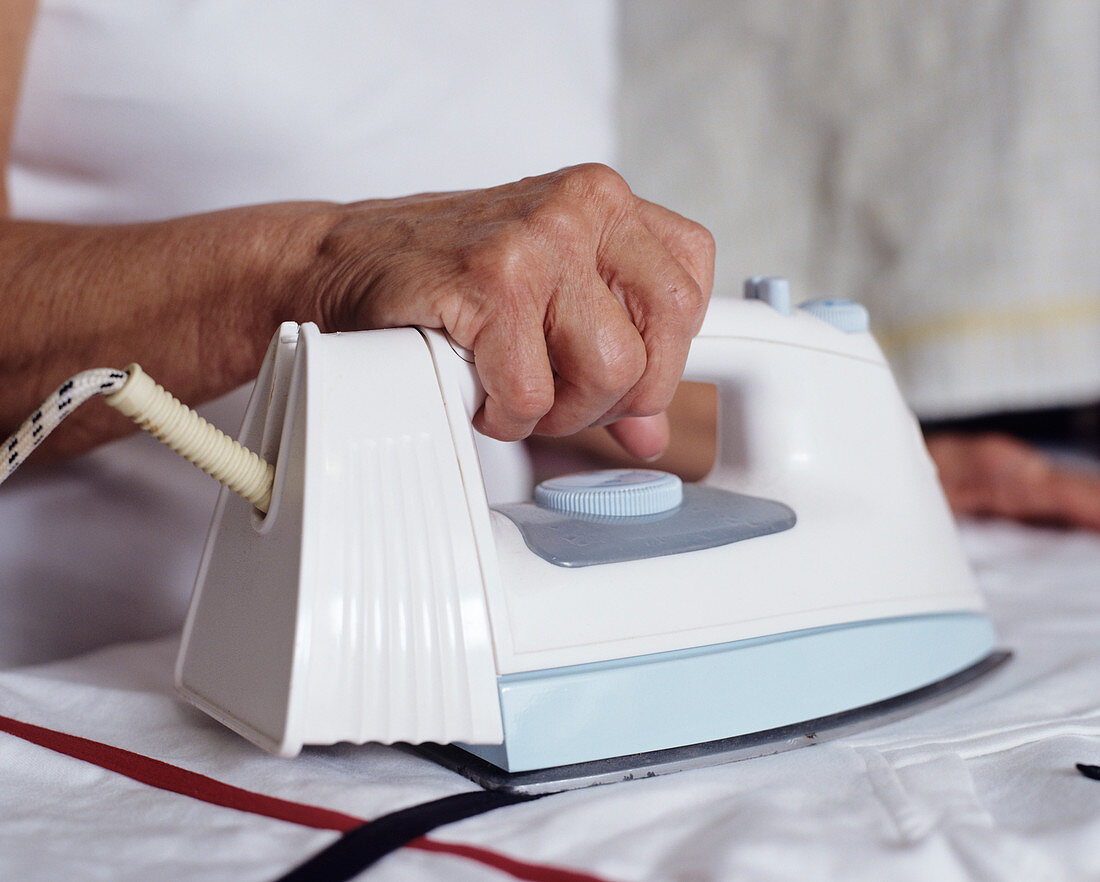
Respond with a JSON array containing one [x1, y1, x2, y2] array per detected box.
[[1, 520, 1098, 881], [619, 1, 1100, 419]]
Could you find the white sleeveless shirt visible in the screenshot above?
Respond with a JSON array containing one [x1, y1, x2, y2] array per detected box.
[[10, 0, 616, 219]]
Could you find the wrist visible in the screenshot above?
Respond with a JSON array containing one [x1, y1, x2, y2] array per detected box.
[[284, 197, 415, 334], [212, 201, 342, 331]]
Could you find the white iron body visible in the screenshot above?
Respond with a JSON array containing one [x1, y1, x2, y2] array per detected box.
[[176, 292, 995, 772]]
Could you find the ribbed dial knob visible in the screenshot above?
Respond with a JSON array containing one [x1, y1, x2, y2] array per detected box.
[[534, 469, 683, 517], [798, 298, 870, 333]]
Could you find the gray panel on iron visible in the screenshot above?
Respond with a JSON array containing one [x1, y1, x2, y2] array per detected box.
[[492, 485, 796, 567]]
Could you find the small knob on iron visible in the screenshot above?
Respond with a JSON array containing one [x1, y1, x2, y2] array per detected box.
[[743, 276, 792, 315], [534, 469, 683, 517], [798, 298, 870, 333]]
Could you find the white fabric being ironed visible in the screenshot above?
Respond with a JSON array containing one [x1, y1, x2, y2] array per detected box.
[[0, 520, 1097, 881]]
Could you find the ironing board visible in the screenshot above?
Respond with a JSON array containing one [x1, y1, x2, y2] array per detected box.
[[1, 506, 1097, 880]]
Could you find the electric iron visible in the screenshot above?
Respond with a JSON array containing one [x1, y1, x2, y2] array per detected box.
[[175, 277, 1007, 793]]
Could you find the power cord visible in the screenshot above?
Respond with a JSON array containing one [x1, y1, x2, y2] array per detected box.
[[0, 365, 274, 512]]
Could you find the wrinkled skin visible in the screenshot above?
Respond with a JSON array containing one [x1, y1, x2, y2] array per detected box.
[[0, 165, 713, 461], [306, 165, 714, 457]]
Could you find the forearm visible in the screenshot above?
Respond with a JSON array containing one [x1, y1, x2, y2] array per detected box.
[[0, 202, 331, 456]]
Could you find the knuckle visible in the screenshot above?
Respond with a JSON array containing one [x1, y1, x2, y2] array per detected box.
[[528, 165, 637, 246], [593, 332, 647, 394], [501, 379, 555, 424], [528, 202, 587, 249], [662, 274, 707, 324], [559, 162, 633, 208], [684, 219, 717, 262], [464, 225, 531, 288]]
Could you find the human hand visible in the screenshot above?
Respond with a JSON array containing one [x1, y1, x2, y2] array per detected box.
[[926, 432, 1100, 532], [302, 164, 714, 460]]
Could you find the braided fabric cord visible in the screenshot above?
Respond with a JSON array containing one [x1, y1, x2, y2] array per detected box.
[[0, 369, 129, 483]]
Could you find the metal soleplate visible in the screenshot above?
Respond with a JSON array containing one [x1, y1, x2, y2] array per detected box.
[[411, 650, 1011, 795]]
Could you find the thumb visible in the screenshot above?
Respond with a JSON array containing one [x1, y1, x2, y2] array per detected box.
[[603, 412, 670, 461]]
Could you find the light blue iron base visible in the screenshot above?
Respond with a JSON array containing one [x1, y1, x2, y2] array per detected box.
[[461, 613, 997, 772]]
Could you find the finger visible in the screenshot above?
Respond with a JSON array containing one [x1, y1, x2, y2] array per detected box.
[[635, 198, 716, 304], [604, 413, 670, 461], [596, 217, 707, 423], [532, 276, 647, 437], [1012, 448, 1100, 530], [928, 433, 1037, 517], [928, 432, 1100, 532], [1041, 466, 1100, 531], [469, 306, 555, 442]]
